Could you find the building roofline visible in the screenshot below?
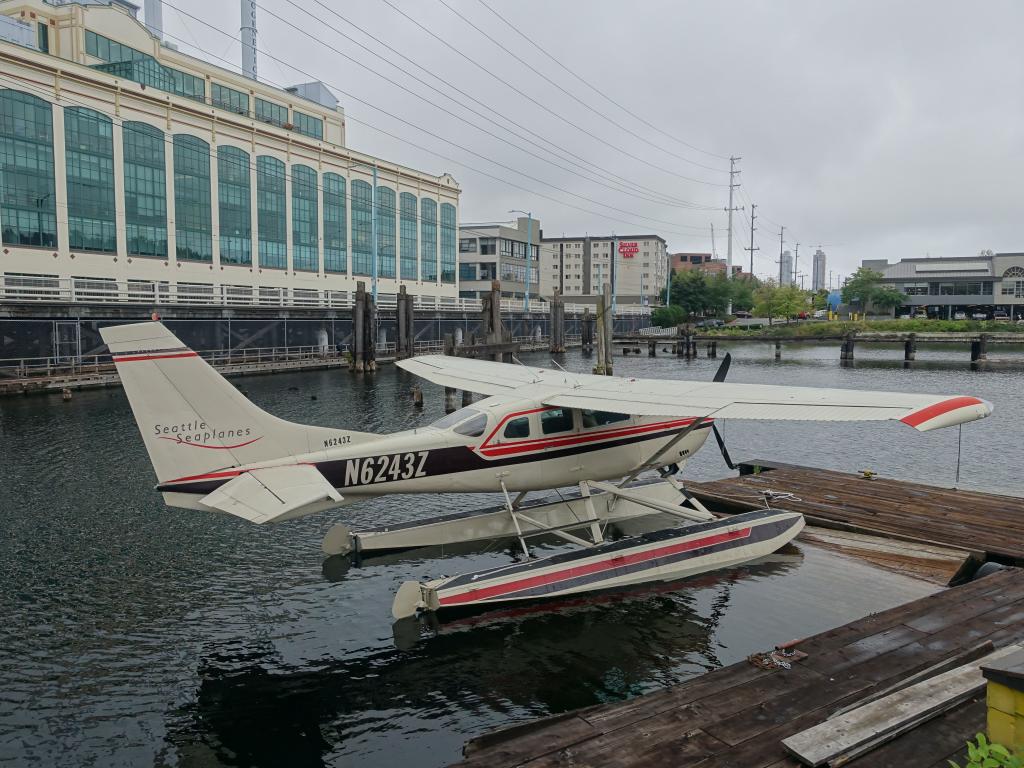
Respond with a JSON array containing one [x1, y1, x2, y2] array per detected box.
[[540, 234, 667, 244]]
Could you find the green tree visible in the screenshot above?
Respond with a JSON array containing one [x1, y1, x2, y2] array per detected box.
[[652, 304, 685, 327], [872, 286, 905, 315], [704, 274, 733, 316], [731, 277, 757, 312], [753, 282, 784, 325], [670, 270, 708, 318], [841, 267, 886, 312]]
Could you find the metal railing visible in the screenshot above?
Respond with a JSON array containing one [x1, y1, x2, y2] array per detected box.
[[0, 275, 652, 316]]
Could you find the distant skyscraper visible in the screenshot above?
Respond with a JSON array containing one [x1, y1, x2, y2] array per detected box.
[[779, 250, 793, 285], [812, 249, 827, 291]]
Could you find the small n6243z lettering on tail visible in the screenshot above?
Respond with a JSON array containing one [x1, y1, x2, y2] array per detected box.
[[344, 451, 429, 487]]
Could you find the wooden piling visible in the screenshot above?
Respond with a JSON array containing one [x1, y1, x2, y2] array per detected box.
[[708, 341, 717, 358], [462, 389, 473, 407], [396, 285, 415, 360], [971, 334, 989, 363], [840, 332, 856, 362], [774, 340, 782, 360], [550, 289, 566, 353], [444, 387, 458, 414], [481, 280, 511, 362], [352, 282, 365, 372], [648, 339, 656, 357], [593, 283, 613, 375], [581, 307, 594, 354], [905, 333, 917, 362], [412, 384, 423, 408]]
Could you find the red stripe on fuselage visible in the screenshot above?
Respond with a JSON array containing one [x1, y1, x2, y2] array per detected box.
[[477, 417, 703, 457], [900, 396, 983, 428], [438, 526, 752, 606], [113, 351, 199, 362]]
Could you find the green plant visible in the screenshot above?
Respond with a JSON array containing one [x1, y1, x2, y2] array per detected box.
[[948, 733, 1021, 768]]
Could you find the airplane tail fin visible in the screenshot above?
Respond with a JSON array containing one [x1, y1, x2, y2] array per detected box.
[[100, 322, 376, 485]]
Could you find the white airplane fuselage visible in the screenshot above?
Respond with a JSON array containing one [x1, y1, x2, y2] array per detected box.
[[157, 393, 712, 517]]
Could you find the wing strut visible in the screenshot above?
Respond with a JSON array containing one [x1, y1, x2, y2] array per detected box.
[[619, 416, 709, 487]]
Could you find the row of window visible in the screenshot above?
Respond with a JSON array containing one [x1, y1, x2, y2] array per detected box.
[[85, 31, 323, 139], [433, 406, 630, 440], [0, 90, 455, 281], [899, 282, 995, 296]]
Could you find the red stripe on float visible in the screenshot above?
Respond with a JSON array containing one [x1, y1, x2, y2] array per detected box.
[[438, 527, 752, 606], [900, 396, 983, 428]]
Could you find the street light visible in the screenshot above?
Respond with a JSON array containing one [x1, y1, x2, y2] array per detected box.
[[509, 210, 532, 311], [351, 162, 379, 303]]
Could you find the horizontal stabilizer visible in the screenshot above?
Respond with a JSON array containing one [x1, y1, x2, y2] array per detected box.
[[200, 464, 342, 524]]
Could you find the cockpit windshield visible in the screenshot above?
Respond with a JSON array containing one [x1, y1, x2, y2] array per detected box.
[[429, 406, 482, 431]]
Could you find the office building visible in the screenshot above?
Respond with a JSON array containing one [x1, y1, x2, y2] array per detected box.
[[670, 252, 742, 277], [812, 249, 827, 291], [540, 233, 668, 305], [457, 216, 539, 301], [779, 250, 794, 285], [865, 252, 1024, 319], [0, 0, 461, 307]]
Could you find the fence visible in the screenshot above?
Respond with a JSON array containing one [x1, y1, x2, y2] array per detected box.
[[0, 275, 651, 316]]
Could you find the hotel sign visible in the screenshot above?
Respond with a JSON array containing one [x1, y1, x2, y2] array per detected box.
[[618, 242, 639, 258]]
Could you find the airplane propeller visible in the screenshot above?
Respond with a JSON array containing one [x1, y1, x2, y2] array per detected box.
[[710, 353, 738, 470]]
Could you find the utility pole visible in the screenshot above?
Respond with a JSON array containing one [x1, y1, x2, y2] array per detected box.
[[725, 156, 741, 312], [710, 222, 717, 259], [778, 226, 785, 284], [793, 243, 800, 286], [744, 203, 759, 277]]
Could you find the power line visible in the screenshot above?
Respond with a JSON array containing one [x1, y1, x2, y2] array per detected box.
[[159, 1, 721, 235], [279, 0, 719, 211], [374, 0, 728, 187], [472, 0, 731, 162], [433, 0, 729, 174]]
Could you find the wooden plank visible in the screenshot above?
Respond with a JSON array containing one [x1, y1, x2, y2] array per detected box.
[[781, 645, 1021, 767]]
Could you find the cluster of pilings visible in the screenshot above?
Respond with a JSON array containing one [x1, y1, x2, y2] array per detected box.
[[351, 282, 377, 372], [549, 289, 566, 354]]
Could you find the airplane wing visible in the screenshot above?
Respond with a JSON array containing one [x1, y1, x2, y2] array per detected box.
[[199, 464, 343, 524], [397, 355, 992, 432]]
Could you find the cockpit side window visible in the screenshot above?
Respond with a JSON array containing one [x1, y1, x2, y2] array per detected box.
[[581, 410, 631, 429], [453, 413, 488, 437], [429, 406, 481, 430], [503, 416, 532, 439]]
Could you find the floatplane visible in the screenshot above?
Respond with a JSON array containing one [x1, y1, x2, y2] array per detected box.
[[100, 322, 992, 620]]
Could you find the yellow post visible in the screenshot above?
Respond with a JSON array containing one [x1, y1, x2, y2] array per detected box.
[[983, 650, 1024, 751]]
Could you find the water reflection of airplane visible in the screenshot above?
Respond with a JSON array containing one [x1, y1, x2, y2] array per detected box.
[[100, 322, 991, 619], [172, 556, 803, 768]]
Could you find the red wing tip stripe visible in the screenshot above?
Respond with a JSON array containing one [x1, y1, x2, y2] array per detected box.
[[900, 396, 985, 427], [113, 351, 198, 362]]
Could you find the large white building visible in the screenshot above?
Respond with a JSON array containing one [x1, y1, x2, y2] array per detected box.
[[540, 233, 668, 305], [0, 0, 461, 307], [779, 250, 793, 285]]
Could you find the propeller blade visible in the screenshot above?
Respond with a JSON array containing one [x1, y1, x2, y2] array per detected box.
[[712, 422, 738, 470], [713, 352, 732, 382]]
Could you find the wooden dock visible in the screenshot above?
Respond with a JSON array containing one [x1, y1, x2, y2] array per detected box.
[[458, 567, 1024, 767], [687, 461, 1024, 566]]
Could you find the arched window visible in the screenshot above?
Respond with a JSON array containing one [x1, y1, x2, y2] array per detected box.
[[1003, 266, 1024, 278], [292, 164, 318, 272], [400, 192, 417, 280], [351, 179, 372, 275], [122, 121, 166, 257], [217, 146, 251, 265], [256, 156, 286, 269], [65, 106, 116, 252], [376, 185, 396, 279], [420, 198, 437, 282], [173, 135, 212, 261], [440, 202, 456, 284], [323, 173, 346, 273], [0, 89, 57, 248]]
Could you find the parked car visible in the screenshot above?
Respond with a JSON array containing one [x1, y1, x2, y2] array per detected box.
[[733, 310, 752, 319], [971, 312, 989, 321], [993, 310, 1010, 321], [695, 318, 725, 328], [898, 313, 912, 320], [953, 311, 967, 320], [813, 309, 828, 319]]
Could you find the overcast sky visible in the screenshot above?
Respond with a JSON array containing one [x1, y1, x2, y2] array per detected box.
[[160, 0, 1023, 283]]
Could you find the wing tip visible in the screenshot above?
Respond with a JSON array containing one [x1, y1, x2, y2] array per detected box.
[[901, 396, 994, 431]]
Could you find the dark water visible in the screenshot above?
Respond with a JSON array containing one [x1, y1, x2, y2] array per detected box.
[[1, 343, 1021, 767]]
